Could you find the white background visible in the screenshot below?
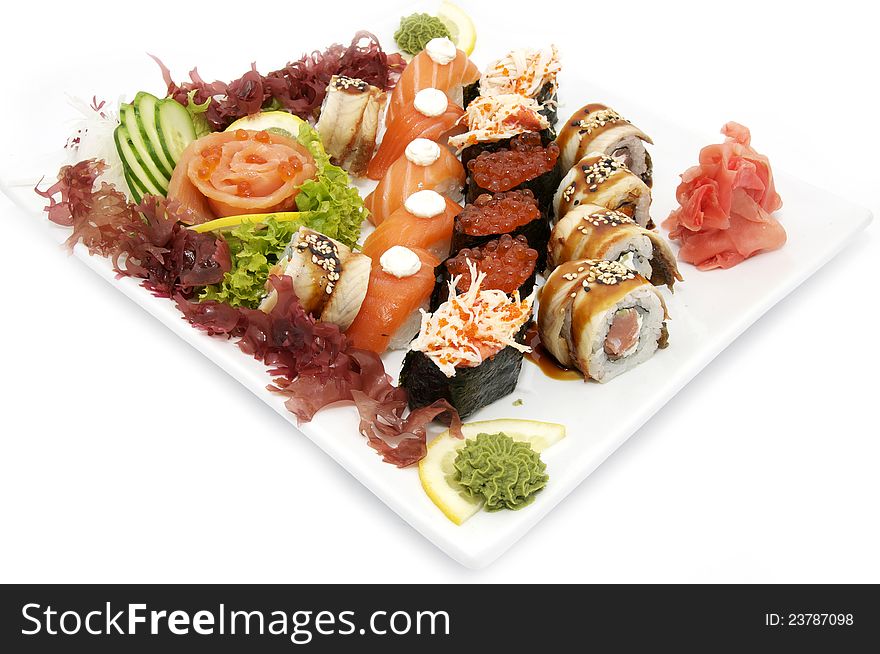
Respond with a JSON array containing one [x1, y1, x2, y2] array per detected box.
[[1, 0, 877, 582]]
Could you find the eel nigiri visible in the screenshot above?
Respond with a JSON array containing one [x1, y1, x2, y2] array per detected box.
[[345, 246, 440, 353], [364, 138, 465, 226], [366, 93, 464, 180], [386, 37, 480, 126], [362, 190, 460, 261], [261, 226, 371, 330], [316, 75, 386, 178]]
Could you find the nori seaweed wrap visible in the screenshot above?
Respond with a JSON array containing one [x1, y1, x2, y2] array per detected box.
[[451, 189, 550, 269], [400, 335, 527, 418]]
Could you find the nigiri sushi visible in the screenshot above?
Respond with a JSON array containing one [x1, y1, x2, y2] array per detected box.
[[386, 37, 480, 126], [362, 190, 460, 261], [316, 75, 386, 178], [345, 246, 440, 353], [366, 90, 464, 180], [364, 138, 465, 226], [261, 226, 371, 330]]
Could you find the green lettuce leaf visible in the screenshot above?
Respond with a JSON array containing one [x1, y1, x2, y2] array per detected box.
[[198, 121, 367, 308], [185, 90, 213, 139]]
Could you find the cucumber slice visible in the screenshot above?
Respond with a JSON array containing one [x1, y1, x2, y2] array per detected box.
[[114, 125, 166, 200], [418, 418, 566, 525], [120, 102, 170, 189], [157, 98, 197, 163], [133, 92, 175, 177]]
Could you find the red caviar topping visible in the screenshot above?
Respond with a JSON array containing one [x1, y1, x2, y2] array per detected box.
[[236, 181, 253, 197], [456, 189, 540, 236], [254, 130, 271, 143], [245, 154, 267, 164], [234, 129, 249, 141], [446, 234, 538, 294], [467, 132, 559, 193]]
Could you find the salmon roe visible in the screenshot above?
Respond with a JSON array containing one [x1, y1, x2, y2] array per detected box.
[[467, 132, 560, 192], [446, 234, 538, 294], [254, 130, 271, 143], [234, 129, 250, 141], [456, 189, 541, 236], [236, 180, 253, 197], [245, 154, 267, 164]]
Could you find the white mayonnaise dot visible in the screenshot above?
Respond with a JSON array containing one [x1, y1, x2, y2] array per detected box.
[[380, 246, 421, 279], [413, 88, 447, 117], [404, 190, 446, 218], [425, 37, 457, 65], [405, 138, 442, 166]]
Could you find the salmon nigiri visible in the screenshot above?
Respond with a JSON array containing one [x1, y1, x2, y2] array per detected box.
[[364, 138, 465, 226], [362, 191, 460, 261], [366, 95, 464, 180], [346, 246, 440, 353], [386, 37, 480, 126]]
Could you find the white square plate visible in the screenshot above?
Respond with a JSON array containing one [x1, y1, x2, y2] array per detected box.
[[1, 5, 871, 568]]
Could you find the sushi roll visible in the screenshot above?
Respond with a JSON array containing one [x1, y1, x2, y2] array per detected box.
[[538, 259, 669, 383], [367, 89, 464, 180], [386, 37, 480, 126], [364, 138, 465, 226], [553, 153, 653, 227], [465, 132, 561, 215], [475, 46, 562, 124], [451, 189, 550, 268], [261, 227, 371, 330], [548, 204, 682, 289], [448, 94, 553, 167], [316, 75, 387, 178], [557, 103, 654, 187], [345, 246, 440, 353], [432, 234, 539, 309], [400, 262, 534, 418], [362, 189, 461, 261]]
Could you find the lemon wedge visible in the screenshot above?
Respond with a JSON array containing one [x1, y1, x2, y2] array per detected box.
[[419, 418, 565, 525], [225, 111, 306, 140], [437, 1, 477, 56], [189, 211, 311, 233]]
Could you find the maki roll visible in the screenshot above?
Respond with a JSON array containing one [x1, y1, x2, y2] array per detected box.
[[345, 246, 440, 353], [557, 103, 654, 186], [548, 204, 682, 289], [451, 189, 550, 268], [433, 234, 538, 309], [474, 46, 562, 124], [553, 153, 653, 227], [448, 94, 554, 167], [465, 132, 562, 215], [538, 259, 669, 383], [262, 227, 371, 330], [400, 262, 534, 418]]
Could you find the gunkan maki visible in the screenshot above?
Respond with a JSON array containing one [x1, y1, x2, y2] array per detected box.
[[431, 234, 539, 309], [451, 189, 550, 269], [400, 261, 534, 419], [465, 132, 562, 216]]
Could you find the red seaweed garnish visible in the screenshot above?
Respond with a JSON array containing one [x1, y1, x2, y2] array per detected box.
[[155, 31, 406, 131], [35, 160, 230, 297], [176, 275, 460, 467]]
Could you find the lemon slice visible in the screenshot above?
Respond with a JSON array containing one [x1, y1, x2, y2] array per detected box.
[[189, 211, 311, 233], [437, 1, 477, 56], [419, 418, 565, 525], [225, 111, 306, 140]]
